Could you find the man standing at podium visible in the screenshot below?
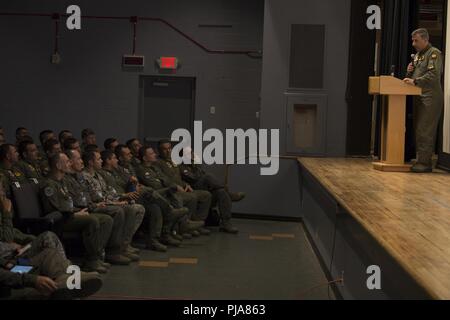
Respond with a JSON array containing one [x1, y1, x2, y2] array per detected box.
[[403, 28, 443, 173]]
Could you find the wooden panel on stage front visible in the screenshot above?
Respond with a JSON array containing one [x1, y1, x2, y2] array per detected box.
[[298, 157, 450, 299]]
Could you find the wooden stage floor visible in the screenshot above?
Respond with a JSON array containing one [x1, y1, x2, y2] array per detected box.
[[298, 157, 450, 299]]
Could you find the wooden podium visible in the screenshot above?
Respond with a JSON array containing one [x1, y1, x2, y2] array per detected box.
[[369, 76, 422, 172]]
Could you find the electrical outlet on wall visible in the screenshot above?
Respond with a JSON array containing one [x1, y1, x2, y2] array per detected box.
[[51, 53, 61, 64], [51, 53, 61, 65], [210, 106, 216, 115]]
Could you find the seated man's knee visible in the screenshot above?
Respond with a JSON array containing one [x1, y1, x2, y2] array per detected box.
[[132, 204, 145, 215], [113, 208, 125, 224], [84, 215, 101, 230], [197, 190, 212, 202], [147, 203, 162, 216]]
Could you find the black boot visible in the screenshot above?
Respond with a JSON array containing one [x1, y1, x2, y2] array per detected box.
[[411, 163, 432, 173], [147, 239, 168, 252], [229, 192, 246, 202], [220, 221, 239, 234], [160, 235, 182, 247]]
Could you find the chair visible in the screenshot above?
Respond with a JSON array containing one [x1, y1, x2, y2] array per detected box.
[[10, 180, 85, 257], [10, 180, 63, 236]]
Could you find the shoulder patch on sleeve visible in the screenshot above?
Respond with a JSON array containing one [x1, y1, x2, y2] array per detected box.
[[44, 186, 55, 197]]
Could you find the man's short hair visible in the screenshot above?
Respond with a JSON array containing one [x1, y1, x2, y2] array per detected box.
[[114, 144, 127, 160], [16, 127, 27, 136], [84, 144, 99, 154], [17, 135, 34, 144], [48, 152, 63, 170], [65, 149, 78, 160], [44, 139, 60, 153], [126, 138, 138, 149], [157, 139, 171, 152], [101, 150, 115, 164], [138, 146, 152, 160], [59, 130, 72, 142], [39, 130, 54, 145], [63, 137, 79, 151], [104, 138, 118, 150], [83, 150, 98, 167], [18, 140, 35, 159], [0, 144, 14, 161], [412, 28, 429, 41], [81, 128, 95, 140]]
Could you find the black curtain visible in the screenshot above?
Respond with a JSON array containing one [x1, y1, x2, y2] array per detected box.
[[375, 0, 419, 159], [345, 0, 377, 156]]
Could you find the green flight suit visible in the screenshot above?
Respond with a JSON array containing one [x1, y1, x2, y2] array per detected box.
[[82, 169, 144, 250], [0, 201, 35, 246], [155, 159, 212, 221], [406, 44, 444, 166], [180, 164, 232, 223], [39, 176, 107, 263], [135, 162, 182, 208], [63, 173, 121, 255], [98, 169, 147, 244], [130, 156, 141, 170], [0, 165, 34, 230], [101, 164, 172, 244], [0, 163, 28, 198], [16, 160, 43, 184]]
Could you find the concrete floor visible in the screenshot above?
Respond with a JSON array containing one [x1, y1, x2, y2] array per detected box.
[[90, 219, 334, 300]]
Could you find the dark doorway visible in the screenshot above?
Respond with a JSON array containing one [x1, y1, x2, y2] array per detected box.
[[139, 75, 195, 145]]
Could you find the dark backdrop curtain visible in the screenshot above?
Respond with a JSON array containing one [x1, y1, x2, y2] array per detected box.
[[345, 0, 377, 156], [375, 0, 419, 159]]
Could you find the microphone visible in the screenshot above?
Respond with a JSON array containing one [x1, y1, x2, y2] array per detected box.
[[390, 65, 396, 76], [408, 54, 416, 74]]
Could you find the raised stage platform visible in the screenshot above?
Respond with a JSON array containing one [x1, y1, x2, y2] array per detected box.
[[298, 157, 450, 300]]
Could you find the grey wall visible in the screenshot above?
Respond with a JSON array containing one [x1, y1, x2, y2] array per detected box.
[[229, 159, 302, 218], [230, 0, 351, 217], [0, 0, 263, 145], [260, 0, 350, 156]]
